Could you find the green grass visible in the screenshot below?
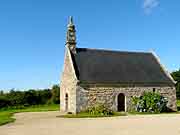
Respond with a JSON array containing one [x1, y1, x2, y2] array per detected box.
[[57, 112, 127, 118], [0, 104, 59, 126], [128, 109, 180, 116], [0, 112, 15, 126]]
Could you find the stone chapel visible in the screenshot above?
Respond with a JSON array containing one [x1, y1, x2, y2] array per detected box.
[[60, 17, 177, 114]]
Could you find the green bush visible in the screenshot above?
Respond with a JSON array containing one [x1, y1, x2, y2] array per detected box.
[[131, 92, 168, 113], [87, 103, 114, 116], [0, 96, 11, 108], [171, 70, 180, 99], [0, 84, 60, 110]]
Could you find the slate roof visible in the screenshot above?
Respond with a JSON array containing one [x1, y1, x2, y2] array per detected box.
[[71, 48, 174, 86]]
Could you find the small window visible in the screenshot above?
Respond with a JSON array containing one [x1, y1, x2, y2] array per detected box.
[[153, 88, 156, 92], [65, 93, 68, 100], [65, 93, 69, 111]]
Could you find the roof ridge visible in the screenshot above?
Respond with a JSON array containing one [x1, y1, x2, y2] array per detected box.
[[76, 47, 151, 54]]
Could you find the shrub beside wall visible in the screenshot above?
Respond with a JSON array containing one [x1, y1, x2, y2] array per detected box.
[[131, 92, 168, 113], [87, 103, 114, 116]]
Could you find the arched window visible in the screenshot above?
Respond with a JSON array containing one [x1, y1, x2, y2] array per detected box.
[[65, 93, 68, 111]]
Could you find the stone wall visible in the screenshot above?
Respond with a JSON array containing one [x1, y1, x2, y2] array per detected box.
[[76, 85, 177, 113], [60, 47, 78, 113]]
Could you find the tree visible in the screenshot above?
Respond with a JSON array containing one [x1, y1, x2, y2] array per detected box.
[[0, 85, 59, 109], [36, 89, 52, 104], [50, 85, 60, 104], [0, 91, 3, 96], [171, 69, 180, 99]]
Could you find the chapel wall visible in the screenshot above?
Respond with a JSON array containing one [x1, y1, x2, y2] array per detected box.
[[76, 86, 177, 113]]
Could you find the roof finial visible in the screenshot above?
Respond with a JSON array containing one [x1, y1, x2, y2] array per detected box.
[[68, 16, 74, 26]]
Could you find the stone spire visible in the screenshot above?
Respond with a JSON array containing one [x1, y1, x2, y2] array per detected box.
[[66, 16, 76, 53]]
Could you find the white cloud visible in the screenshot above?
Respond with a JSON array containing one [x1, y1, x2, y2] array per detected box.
[[142, 0, 160, 14]]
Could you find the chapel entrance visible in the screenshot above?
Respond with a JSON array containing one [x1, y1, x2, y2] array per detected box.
[[65, 93, 68, 112], [117, 93, 125, 112]]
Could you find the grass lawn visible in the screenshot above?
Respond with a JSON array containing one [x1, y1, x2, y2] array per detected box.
[[0, 104, 59, 126], [58, 112, 127, 118], [0, 112, 15, 126]]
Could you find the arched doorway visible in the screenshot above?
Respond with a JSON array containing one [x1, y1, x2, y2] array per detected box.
[[117, 93, 125, 112], [65, 93, 68, 112]]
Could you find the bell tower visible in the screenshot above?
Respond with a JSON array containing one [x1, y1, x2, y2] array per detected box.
[[66, 16, 76, 53]]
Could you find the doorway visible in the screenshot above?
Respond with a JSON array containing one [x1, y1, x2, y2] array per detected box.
[[117, 93, 125, 112]]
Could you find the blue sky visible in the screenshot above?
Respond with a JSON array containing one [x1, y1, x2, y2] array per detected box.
[[0, 0, 180, 90]]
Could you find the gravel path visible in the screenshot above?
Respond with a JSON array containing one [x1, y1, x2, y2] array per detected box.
[[1, 111, 180, 135]]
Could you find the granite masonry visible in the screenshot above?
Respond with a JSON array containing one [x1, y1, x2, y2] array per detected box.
[[60, 17, 177, 114]]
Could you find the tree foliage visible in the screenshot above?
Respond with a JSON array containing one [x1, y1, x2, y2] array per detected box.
[[171, 69, 180, 99], [0, 85, 60, 109], [50, 85, 60, 104]]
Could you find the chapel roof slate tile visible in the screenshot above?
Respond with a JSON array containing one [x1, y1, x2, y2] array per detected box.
[[71, 48, 174, 86]]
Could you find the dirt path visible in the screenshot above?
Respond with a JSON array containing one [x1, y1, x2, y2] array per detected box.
[[1, 111, 180, 135]]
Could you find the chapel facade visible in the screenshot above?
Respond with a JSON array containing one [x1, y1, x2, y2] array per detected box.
[[60, 17, 177, 114]]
